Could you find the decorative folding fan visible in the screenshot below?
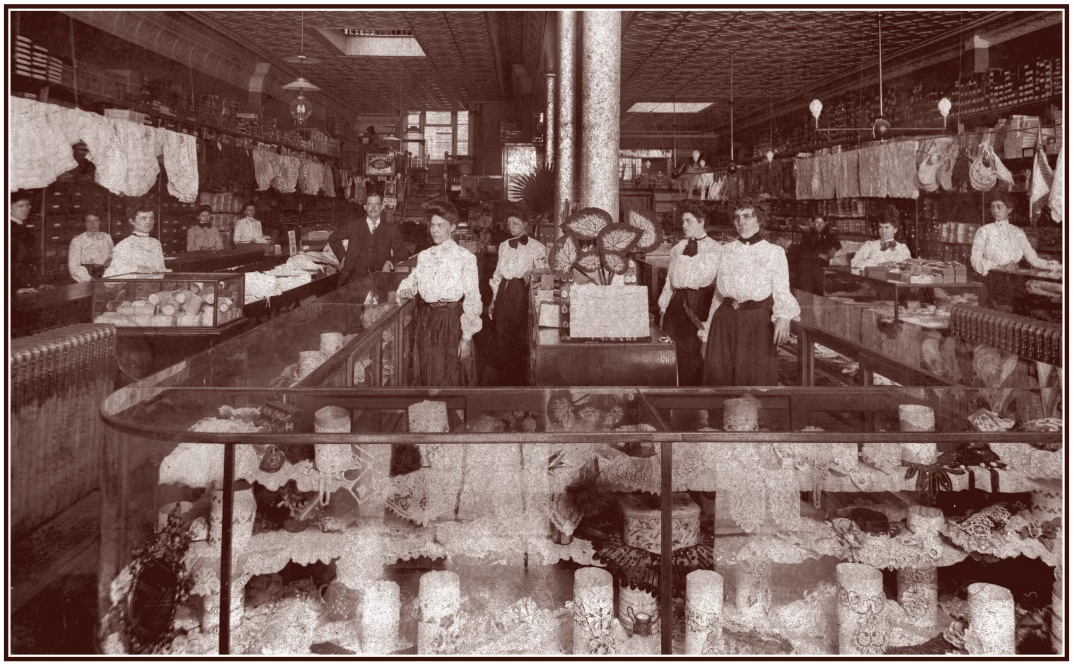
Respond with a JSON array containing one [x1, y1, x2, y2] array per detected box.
[[596, 223, 641, 255], [591, 533, 715, 597], [550, 235, 581, 278], [602, 252, 629, 275], [574, 247, 601, 274], [625, 209, 665, 253], [562, 207, 612, 241]]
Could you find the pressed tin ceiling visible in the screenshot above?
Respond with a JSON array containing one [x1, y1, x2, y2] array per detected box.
[[192, 10, 1033, 126]]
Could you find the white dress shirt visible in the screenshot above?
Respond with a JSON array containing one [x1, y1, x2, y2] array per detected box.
[[233, 216, 263, 244], [68, 231, 114, 282], [657, 236, 722, 314], [490, 235, 547, 302], [398, 238, 483, 340], [970, 220, 1042, 276], [851, 239, 912, 268], [367, 217, 381, 234], [104, 232, 167, 277], [701, 238, 800, 340]]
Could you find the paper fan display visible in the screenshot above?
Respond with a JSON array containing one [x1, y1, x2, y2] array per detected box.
[[562, 207, 612, 241], [574, 247, 601, 274], [550, 235, 581, 278], [596, 223, 641, 255], [602, 252, 629, 275], [625, 209, 664, 253]]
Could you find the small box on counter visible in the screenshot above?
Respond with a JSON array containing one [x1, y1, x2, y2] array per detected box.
[[91, 272, 245, 329]]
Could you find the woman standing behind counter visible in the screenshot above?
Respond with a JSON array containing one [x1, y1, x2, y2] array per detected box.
[[104, 202, 168, 277], [67, 210, 113, 282], [186, 205, 224, 252], [397, 199, 482, 386], [970, 191, 1060, 276], [658, 201, 720, 386], [487, 205, 547, 386]]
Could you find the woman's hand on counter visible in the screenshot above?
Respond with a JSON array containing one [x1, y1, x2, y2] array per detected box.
[[397, 285, 416, 302]]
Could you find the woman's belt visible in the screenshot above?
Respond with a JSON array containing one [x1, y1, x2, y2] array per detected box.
[[425, 298, 462, 309], [721, 295, 773, 310]]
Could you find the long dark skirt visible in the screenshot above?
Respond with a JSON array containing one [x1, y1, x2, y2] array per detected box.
[[702, 297, 778, 387], [408, 299, 476, 387], [663, 286, 715, 386], [487, 277, 531, 385]]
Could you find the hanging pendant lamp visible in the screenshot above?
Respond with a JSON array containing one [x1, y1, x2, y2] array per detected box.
[[285, 12, 321, 125], [810, 13, 951, 139]]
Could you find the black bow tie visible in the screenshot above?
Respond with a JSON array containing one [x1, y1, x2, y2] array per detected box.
[[509, 234, 529, 249], [738, 233, 762, 245], [881, 241, 897, 251], [683, 235, 708, 257]]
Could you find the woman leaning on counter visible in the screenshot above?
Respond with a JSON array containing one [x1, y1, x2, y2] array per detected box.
[[396, 199, 482, 386], [970, 191, 1060, 276], [68, 210, 113, 282]]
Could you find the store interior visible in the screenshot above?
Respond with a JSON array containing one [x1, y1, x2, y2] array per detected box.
[[7, 8, 1066, 656]]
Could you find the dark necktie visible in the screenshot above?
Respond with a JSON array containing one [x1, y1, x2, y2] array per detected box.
[[881, 241, 897, 251], [739, 233, 762, 245], [509, 234, 530, 249], [683, 235, 708, 257]]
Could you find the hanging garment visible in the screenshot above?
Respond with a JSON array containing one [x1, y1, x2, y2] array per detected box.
[[323, 165, 337, 197], [817, 153, 838, 199], [112, 121, 161, 197], [795, 157, 814, 200], [856, 145, 885, 198], [1049, 145, 1064, 223], [162, 130, 199, 203], [341, 169, 352, 199], [936, 137, 961, 192], [970, 144, 999, 192], [252, 149, 277, 191], [883, 140, 920, 199], [915, 138, 954, 193], [298, 159, 322, 195], [9, 96, 78, 190], [75, 114, 129, 195], [834, 150, 861, 199], [810, 156, 822, 199], [1029, 143, 1054, 221], [272, 154, 301, 193]]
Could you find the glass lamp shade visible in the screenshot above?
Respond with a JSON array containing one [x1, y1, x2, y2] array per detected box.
[[726, 160, 738, 174], [937, 97, 952, 118], [872, 116, 891, 139], [290, 94, 313, 125], [765, 150, 775, 163], [809, 99, 823, 123]]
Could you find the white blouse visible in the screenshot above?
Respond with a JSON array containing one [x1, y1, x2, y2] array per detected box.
[[104, 232, 167, 277], [68, 231, 114, 282], [851, 239, 912, 268], [490, 236, 547, 302], [970, 220, 1042, 276], [657, 236, 722, 314], [398, 238, 483, 340], [701, 239, 800, 338], [233, 216, 263, 244]]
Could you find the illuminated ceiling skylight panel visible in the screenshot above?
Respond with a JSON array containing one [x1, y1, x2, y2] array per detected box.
[[628, 102, 713, 113]]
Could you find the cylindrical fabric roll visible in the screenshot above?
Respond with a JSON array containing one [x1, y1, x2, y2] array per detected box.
[[966, 583, 1016, 655], [361, 580, 400, 655], [898, 404, 935, 432], [836, 563, 888, 655], [907, 505, 945, 536], [573, 567, 615, 655], [897, 568, 938, 629], [417, 571, 461, 654], [618, 584, 659, 633], [685, 570, 724, 654], [314, 406, 354, 474]]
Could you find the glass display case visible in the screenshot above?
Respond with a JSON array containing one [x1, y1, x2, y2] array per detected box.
[[98, 384, 1062, 656], [822, 266, 987, 325], [93, 273, 246, 329]]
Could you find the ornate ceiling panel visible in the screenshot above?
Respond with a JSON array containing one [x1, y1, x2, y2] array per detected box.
[[190, 9, 1028, 129]]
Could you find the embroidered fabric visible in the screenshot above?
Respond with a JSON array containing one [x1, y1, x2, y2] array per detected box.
[[834, 150, 861, 198], [9, 96, 78, 190], [272, 154, 301, 193], [163, 130, 200, 202], [298, 159, 323, 195], [251, 149, 277, 191], [838, 585, 889, 654], [115, 121, 161, 197]]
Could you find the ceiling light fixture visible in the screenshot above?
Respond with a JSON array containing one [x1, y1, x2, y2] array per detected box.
[[286, 12, 321, 125], [810, 14, 952, 140]]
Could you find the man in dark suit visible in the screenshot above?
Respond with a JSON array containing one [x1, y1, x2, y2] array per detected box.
[[329, 192, 409, 286]]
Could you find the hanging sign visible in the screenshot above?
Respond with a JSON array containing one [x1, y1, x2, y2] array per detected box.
[[366, 153, 395, 177]]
